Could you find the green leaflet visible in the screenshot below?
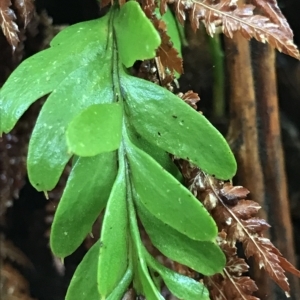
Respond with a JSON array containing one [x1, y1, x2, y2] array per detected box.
[[114, 1, 161, 67], [98, 150, 128, 297], [127, 173, 164, 300], [136, 200, 226, 275], [144, 251, 210, 300], [27, 59, 114, 191], [106, 267, 133, 300], [66, 240, 133, 300], [128, 129, 182, 182], [126, 137, 217, 241], [134, 256, 164, 300], [50, 152, 117, 258], [0, 16, 111, 133], [65, 241, 100, 300], [121, 73, 237, 180], [66, 103, 123, 157]]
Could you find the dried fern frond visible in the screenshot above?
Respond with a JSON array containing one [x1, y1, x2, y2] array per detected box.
[[14, 0, 35, 27], [0, 0, 19, 50], [206, 231, 259, 300], [159, 0, 299, 59], [153, 17, 183, 74], [178, 160, 300, 298], [141, 0, 183, 84], [0, 0, 34, 50], [249, 0, 293, 38]]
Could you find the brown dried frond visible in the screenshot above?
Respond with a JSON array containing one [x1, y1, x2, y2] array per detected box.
[[141, 0, 156, 18], [161, 0, 299, 59], [249, 0, 293, 38], [14, 0, 34, 27], [153, 18, 183, 74], [177, 90, 200, 109], [0, 0, 35, 50], [206, 231, 259, 300], [0, 0, 19, 50], [178, 160, 300, 297], [141, 0, 183, 79], [243, 236, 300, 295]]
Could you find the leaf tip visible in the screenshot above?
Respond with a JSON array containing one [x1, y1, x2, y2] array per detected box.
[[44, 190, 49, 199]]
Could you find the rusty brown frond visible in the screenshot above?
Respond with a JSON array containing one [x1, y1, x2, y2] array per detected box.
[[178, 160, 300, 298], [160, 0, 299, 59], [0, 0, 19, 50], [0, 0, 35, 50], [206, 232, 259, 300], [141, 0, 184, 81], [249, 0, 293, 38], [178, 90, 200, 109], [14, 0, 35, 27], [153, 17, 183, 74]]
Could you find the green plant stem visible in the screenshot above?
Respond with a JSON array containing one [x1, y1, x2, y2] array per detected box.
[[208, 34, 225, 120]]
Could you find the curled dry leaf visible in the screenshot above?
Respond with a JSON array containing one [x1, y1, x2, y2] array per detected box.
[[160, 0, 299, 59], [219, 183, 249, 205], [230, 200, 261, 220], [0, 0, 19, 50], [178, 90, 200, 109]]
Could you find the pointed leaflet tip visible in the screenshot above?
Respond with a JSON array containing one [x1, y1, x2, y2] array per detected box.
[[44, 191, 49, 199]]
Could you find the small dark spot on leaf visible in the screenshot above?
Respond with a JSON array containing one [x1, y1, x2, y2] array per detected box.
[[158, 132, 161, 136], [100, 241, 104, 247], [172, 115, 178, 119], [153, 271, 159, 277]]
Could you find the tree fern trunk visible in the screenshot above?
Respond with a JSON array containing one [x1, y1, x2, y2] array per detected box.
[[252, 41, 300, 299]]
